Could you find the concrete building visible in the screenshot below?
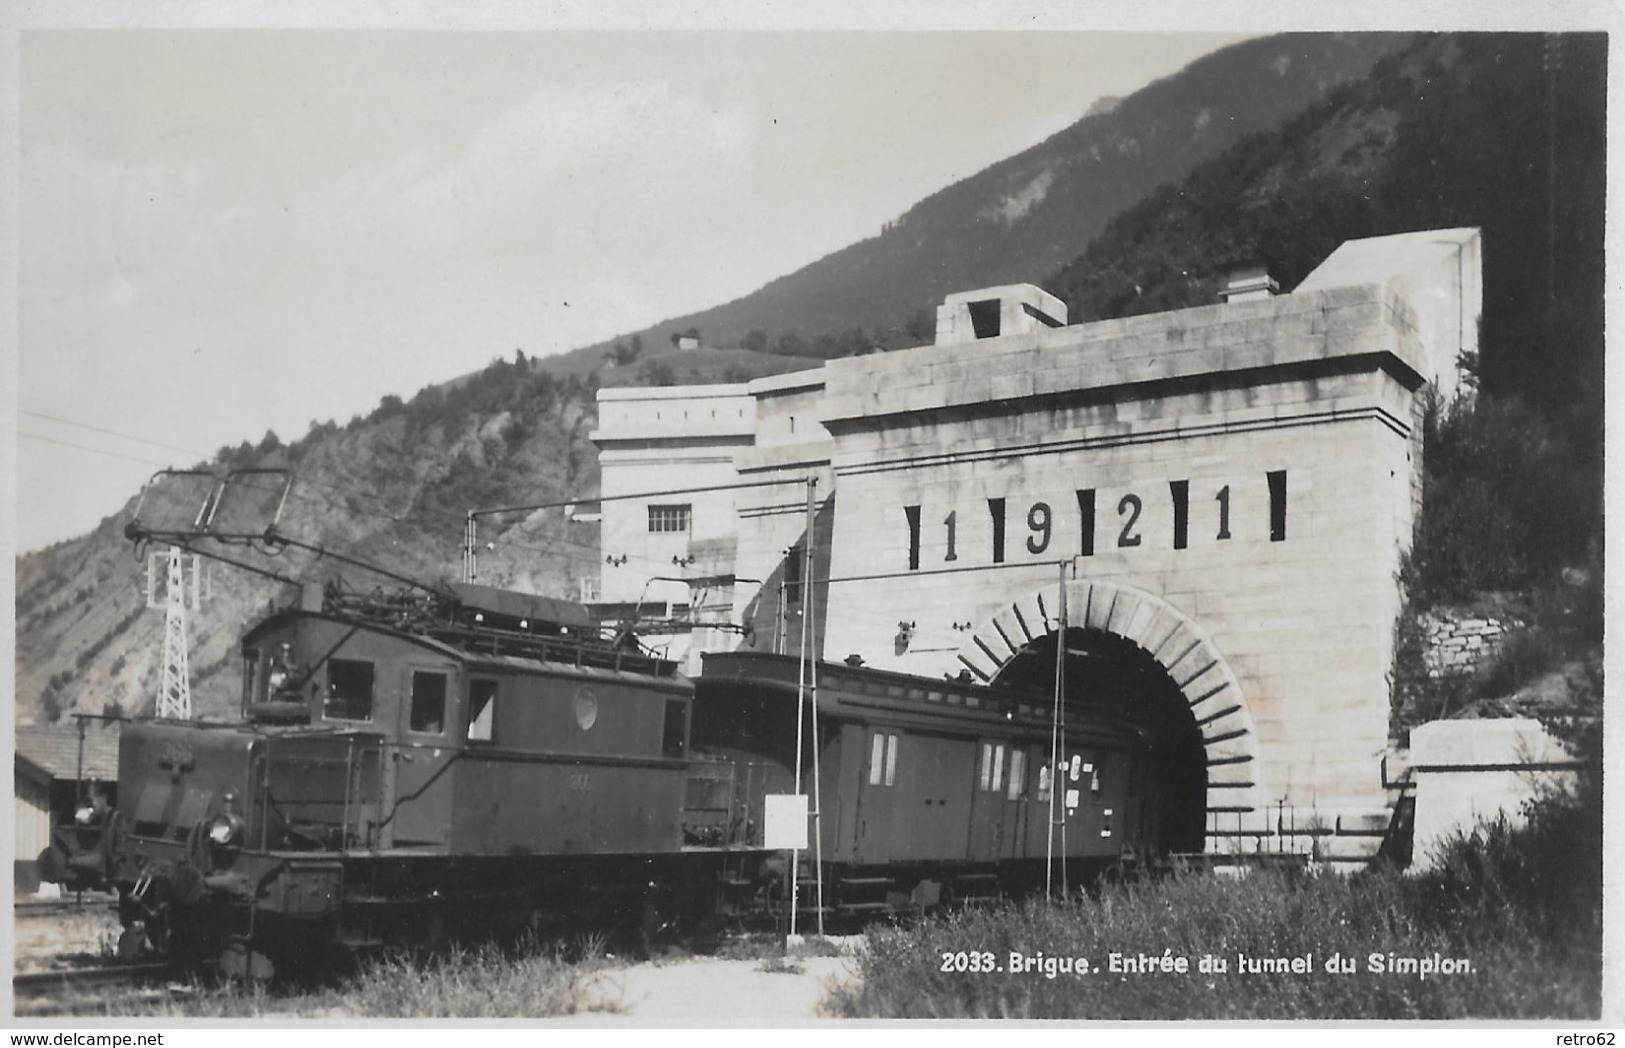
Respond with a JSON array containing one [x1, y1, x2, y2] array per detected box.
[[590, 228, 1559, 870]]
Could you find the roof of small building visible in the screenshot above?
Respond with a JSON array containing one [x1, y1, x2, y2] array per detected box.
[[15, 721, 122, 784]]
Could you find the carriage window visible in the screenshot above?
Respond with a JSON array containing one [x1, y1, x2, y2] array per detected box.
[[467, 678, 497, 742], [1007, 749, 1027, 800], [1088, 760, 1101, 795], [868, 732, 899, 787], [410, 671, 447, 734], [325, 659, 374, 721], [978, 742, 1006, 792], [1037, 763, 1052, 802]]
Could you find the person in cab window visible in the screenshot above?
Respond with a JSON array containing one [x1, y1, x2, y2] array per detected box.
[[267, 643, 299, 698]]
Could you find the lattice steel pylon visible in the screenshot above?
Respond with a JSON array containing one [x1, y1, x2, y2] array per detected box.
[[156, 546, 193, 719]]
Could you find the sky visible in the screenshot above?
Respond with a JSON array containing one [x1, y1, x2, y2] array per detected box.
[[9, 16, 1264, 554]]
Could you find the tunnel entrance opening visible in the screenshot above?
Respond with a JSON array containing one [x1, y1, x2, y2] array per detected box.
[[992, 627, 1208, 855]]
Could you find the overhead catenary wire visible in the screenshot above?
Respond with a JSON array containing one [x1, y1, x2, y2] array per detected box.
[[20, 432, 178, 469], [33, 409, 1063, 648], [21, 410, 218, 459], [35, 439, 1046, 647], [463, 475, 814, 583]]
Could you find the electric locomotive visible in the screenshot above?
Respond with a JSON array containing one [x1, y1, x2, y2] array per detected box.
[[44, 582, 779, 978]]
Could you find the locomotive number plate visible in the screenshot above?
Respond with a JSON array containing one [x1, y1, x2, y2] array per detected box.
[[159, 739, 196, 771]]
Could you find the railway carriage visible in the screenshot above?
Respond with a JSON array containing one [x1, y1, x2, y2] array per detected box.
[[695, 651, 1159, 913]]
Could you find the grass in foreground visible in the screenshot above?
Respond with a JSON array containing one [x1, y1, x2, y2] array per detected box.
[[826, 787, 1600, 1020]]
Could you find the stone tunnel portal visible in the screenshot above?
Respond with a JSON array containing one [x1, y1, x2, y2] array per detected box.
[[991, 628, 1209, 856]]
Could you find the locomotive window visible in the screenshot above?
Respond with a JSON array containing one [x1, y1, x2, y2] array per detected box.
[[662, 699, 688, 757], [1037, 763, 1051, 802], [325, 659, 375, 721], [868, 732, 899, 787], [467, 678, 497, 742], [242, 648, 260, 710], [410, 671, 447, 734], [1007, 749, 1027, 800]]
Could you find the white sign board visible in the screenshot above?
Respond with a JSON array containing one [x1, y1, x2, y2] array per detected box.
[[763, 793, 809, 850]]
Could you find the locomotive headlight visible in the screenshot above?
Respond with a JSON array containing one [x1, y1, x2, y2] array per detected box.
[[207, 812, 246, 847], [73, 803, 99, 826]]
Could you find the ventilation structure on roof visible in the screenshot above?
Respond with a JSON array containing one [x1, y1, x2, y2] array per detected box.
[[1220, 262, 1280, 303], [935, 284, 1067, 346]]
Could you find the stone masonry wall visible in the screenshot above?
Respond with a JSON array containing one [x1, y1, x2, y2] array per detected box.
[[1419, 608, 1524, 678]]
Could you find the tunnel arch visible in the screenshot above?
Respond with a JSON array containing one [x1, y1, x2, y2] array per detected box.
[[954, 579, 1261, 851]]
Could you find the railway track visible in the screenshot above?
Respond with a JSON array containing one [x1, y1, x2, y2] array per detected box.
[[15, 894, 119, 917], [13, 962, 179, 1016]]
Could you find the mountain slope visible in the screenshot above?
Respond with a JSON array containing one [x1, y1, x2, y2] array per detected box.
[[548, 32, 1412, 364]]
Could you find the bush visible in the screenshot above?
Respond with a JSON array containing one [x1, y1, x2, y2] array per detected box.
[[1471, 627, 1563, 699]]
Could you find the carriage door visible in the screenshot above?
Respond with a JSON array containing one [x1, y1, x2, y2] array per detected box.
[[967, 739, 1009, 862], [1000, 746, 1029, 860], [390, 664, 458, 848], [852, 729, 900, 863]]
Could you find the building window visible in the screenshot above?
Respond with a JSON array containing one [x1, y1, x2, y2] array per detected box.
[[410, 670, 447, 734], [325, 659, 374, 722], [868, 732, 899, 787], [467, 678, 497, 742], [648, 504, 692, 533]]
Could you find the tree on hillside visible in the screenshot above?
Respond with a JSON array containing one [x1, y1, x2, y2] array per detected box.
[[1044, 33, 1605, 437], [641, 360, 678, 386]]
